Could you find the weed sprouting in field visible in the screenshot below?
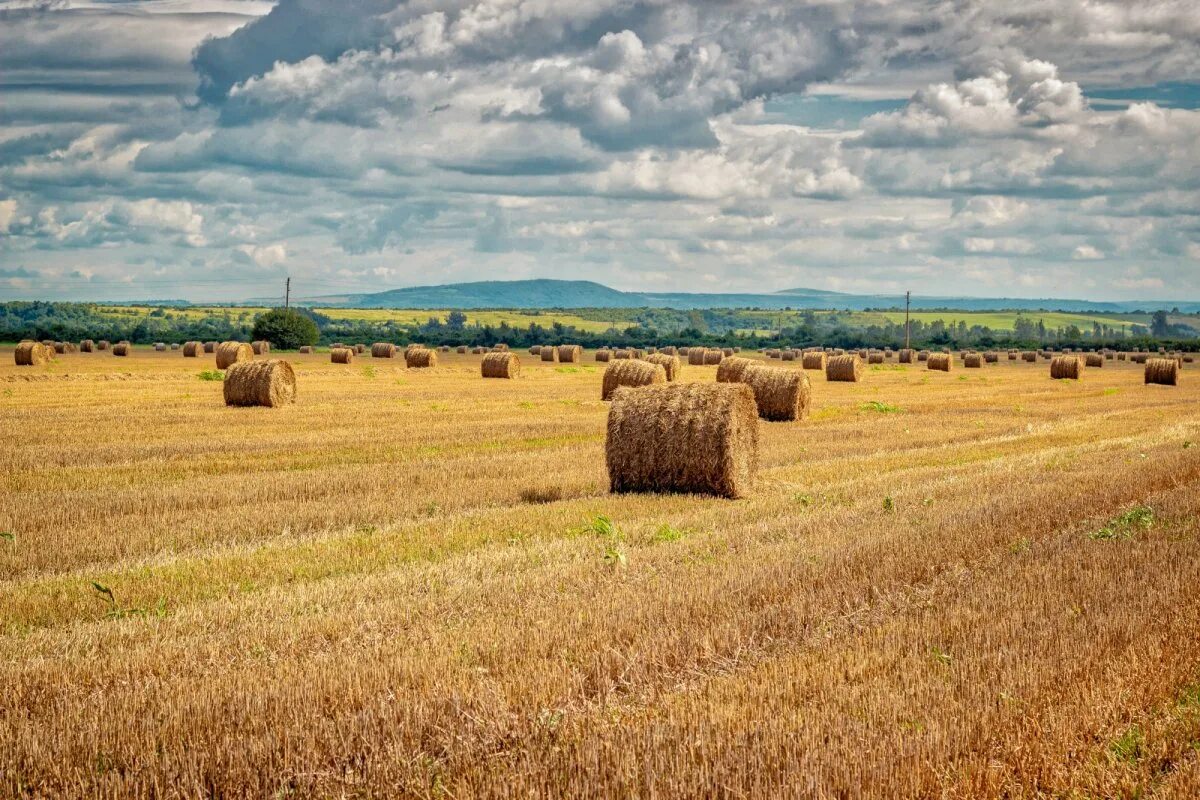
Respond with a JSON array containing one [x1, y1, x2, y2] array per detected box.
[[651, 523, 687, 543], [1109, 726, 1144, 764], [0, 531, 14, 543], [883, 496, 896, 513], [860, 400, 902, 414], [197, 370, 224, 381], [1089, 505, 1155, 541]]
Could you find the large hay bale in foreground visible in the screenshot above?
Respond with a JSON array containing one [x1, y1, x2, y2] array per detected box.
[[15, 341, 52, 366], [371, 342, 397, 358], [331, 348, 354, 364], [716, 356, 755, 384], [742, 364, 811, 422], [645, 352, 682, 381], [481, 351, 520, 379], [1085, 353, 1104, 368], [540, 346, 558, 362], [688, 348, 707, 365], [595, 350, 611, 362], [606, 383, 758, 499], [557, 344, 582, 364], [802, 352, 827, 370], [1050, 355, 1084, 380], [963, 353, 984, 368], [927, 353, 952, 372], [406, 347, 438, 368], [215, 341, 253, 369], [223, 359, 296, 407], [112, 343, 130, 357], [1145, 358, 1179, 386], [826, 354, 862, 382], [251, 340, 270, 355], [602, 359, 666, 401], [80, 339, 95, 353], [182, 341, 204, 357], [703, 349, 723, 366]]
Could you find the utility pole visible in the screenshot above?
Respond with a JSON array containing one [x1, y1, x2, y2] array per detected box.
[[284, 276, 291, 310], [904, 290, 911, 351]]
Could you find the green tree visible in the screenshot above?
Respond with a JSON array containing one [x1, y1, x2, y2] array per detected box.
[[251, 308, 319, 349], [446, 310, 468, 330], [1151, 310, 1170, 338]]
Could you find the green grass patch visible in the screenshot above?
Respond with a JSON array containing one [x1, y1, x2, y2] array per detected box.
[[1089, 505, 1155, 541], [860, 400, 903, 414], [197, 370, 224, 381]]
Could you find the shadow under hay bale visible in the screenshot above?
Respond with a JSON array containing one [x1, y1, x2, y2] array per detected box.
[[482, 351, 520, 379], [1145, 358, 1179, 386], [743, 363, 811, 422], [606, 382, 758, 499], [602, 359, 666, 401], [645, 352, 682, 381], [826, 354, 862, 382], [215, 342, 253, 369], [223, 360, 296, 407]]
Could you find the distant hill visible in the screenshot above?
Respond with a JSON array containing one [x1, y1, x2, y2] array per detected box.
[[269, 278, 1200, 313]]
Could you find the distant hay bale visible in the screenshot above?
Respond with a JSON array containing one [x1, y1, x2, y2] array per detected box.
[[355, 344, 367, 354], [963, 353, 983, 368], [1185, 355, 1195, 364], [406, 347, 438, 368], [472, 346, 486, 354], [614, 349, 632, 360], [97, 340, 110, 351], [781, 350, 796, 361], [251, 340, 270, 355], [170, 343, 180, 351], [703, 349, 723, 366], [154, 343, 167, 352], [716, 356, 755, 384], [203, 341, 216, 353], [80, 339, 95, 353], [858, 349, 868, 359], [802, 352, 827, 370], [766, 349, 781, 359], [371, 342, 397, 358], [1007, 351, 1018, 360], [1105, 351, 1114, 360], [331, 342, 345, 350], [647, 347, 657, 355], [493, 343, 509, 352], [41, 340, 54, 347], [898, 349, 914, 364], [215, 341, 253, 369], [868, 352, 884, 364], [678, 347, 690, 357], [14, 341, 52, 366], [481, 351, 520, 379], [659, 346, 677, 355], [722, 348, 734, 357], [112, 343, 130, 357], [645, 352, 682, 381], [540, 346, 558, 362], [688, 348, 707, 365], [1132, 353, 1149, 364], [529, 345, 542, 355], [927, 353, 953, 372], [606, 382, 758, 499], [917, 350, 930, 362], [984, 352, 999, 363], [1117, 352, 1127, 361], [223, 359, 296, 407], [1085, 353, 1103, 368], [54, 342, 78, 354], [1145, 358, 1179, 386], [182, 341, 204, 357], [595, 350, 612, 362], [557, 344, 582, 363], [826, 354, 863, 382], [1022, 351, 1037, 362], [438, 345, 450, 352], [1050, 355, 1084, 380], [602, 359, 666, 401], [298, 346, 314, 354], [742, 363, 811, 422], [331, 348, 354, 364], [457, 346, 468, 354], [630, 349, 646, 360]]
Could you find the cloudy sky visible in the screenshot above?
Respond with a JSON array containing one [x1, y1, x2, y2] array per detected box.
[[1, 0, 1198, 303]]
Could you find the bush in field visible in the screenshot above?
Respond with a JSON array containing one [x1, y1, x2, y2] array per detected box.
[[251, 308, 318, 350]]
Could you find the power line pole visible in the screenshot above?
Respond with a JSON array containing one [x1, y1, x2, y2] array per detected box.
[[284, 276, 291, 310], [904, 290, 911, 351]]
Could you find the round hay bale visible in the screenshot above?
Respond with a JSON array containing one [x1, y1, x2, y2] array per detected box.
[[1022, 351, 1037, 362], [251, 340, 270, 355], [471, 346, 486, 354], [1184, 355, 1195, 364], [645, 352, 682, 381], [614, 349, 632, 360], [80, 339, 95, 353], [898, 349, 914, 364], [802, 352, 827, 370], [917, 350, 930, 362], [97, 340, 110, 351], [868, 352, 884, 364], [438, 345, 450, 352], [540, 346, 558, 363], [203, 341, 216, 353], [298, 346, 314, 354], [14, 341, 52, 366], [331, 348, 354, 364], [1117, 352, 1128, 361], [781, 350, 796, 362], [1105, 351, 1115, 360], [963, 353, 984, 368], [984, 352, 999, 363], [355, 344, 367, 354], [826, 354, 862, 382], [182, 341, 205, 357], [1132, 353, 1149, 364], [702, 349, 723, 366], [41, 340, 54, 347], [223, 359, 296, 407], [602, 359, 666, 401], [371, 342, 397, 358], [481, 351, 520, 379], [170, 343, 180, 351], [716, 356, 755, 384], [215, 341, 253, 369], [595, 350, 612, 362], [493, 343, 509, 352], [659, 346, 677, 356], [722, 348, 735, 357], [606, 382, 758, 499], [742, 364, 811, 422], [1145, 358, 1179, 386], [1050, 355, 1084, 379], [687, 348, 707, 365], [529, 345, 542, 355], [557, 344, 582, 364], [858, 349, 869, 359], [154, 343, 167, 352], [927, 353, 953, 372], [1085, 353, 1104, 368], [457, 346, 468, 354], [406, 347, 438, 368], [112, 343, 130, 357]]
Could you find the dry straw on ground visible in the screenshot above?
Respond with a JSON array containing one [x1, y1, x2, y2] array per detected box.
[[406, 348, 438, 368], [1145, 358, 1179, 386], [606, 382, 758, 499], [715, 356, 755, 384], [557, 345, 582, 364], [330, 348, 354, 364], [927, 353, 953, 372], [216, 342, 253, 369], [742, 363, 811, 422], [481, 352, 520, 379], [183, 341, 204, 358], [371, 343, 397, 358], [826, 354, 862, 382], [1051, 355, 1084, 380], [645, 353, 681, 381], [223, 359, 296, 407], [601, 359, 666, 401], [14, 341, 52, 366]]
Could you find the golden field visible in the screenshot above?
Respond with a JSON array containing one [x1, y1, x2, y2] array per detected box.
[[2, 347, 1200, 798]]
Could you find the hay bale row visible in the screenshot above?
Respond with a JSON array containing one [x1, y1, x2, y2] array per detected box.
[[1084, 353, 1104, 368], [645, 352, 682, 381], [1050, 355, 1084, 380], [112, 343, 130, 357], [703, 349, 723, 366], [14, 341, 52, 366], [927, 353, 952, 372], [331, 348, 354, 364], [606, 383, 758, 499], [602, 360, 666, 401], [826, 354, 862, 382], [781, 350, 796, 362], [371, 342, 397, 358], [97, 340, 111, 351], [1145, 358, 1179, 386], [223, 360, 296, 407], [481, 351, 520, 379], [406, 347, 437, 368], [688, 349, 707, 365], [182, 341, 204, 357], [742, 364, 811, 422]]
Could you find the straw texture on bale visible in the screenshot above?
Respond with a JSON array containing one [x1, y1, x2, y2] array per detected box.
[[97, 340, 110, 351], [801, 352, 827, 370], [1050, 355, 1084, 379], [826, 354, 862, 382], [15, 341, 52, 366], [406, 347, 438, 368], [298, 346, 314, 354], [927, 353, 952, 372], [781, 350, 796, 362], [645, 352, 682, 381], [715, 356, 755, 384], [1022, 351, 1037, 363], [215, 341, 253, 369], [371, 343, 397, 358], [330, 348, 354, 364], [1085, 353, 1104, 368], [540, 346, 558, 362], [659, 346, 677, 355], [601, 359, 666, 401], [54, 342, 77, 354], [202, 341, 216, 353], [963, 353, 984, 368], [182, 341, 204, 357], [557, 344, 582, 363], [595, 350, 612, 362], [223, 359, 296, 407], [112, 343, 130, 357], [1145, 358, 1179, 386], [984, 352, 999, 363], [606, 382, 758, 499], [703, 349, 723, 366], [742, 364, 811, 422], [898, 349, 914, 364], [154, 343, 166, 352], [481, 352, 520, 379], [614, 350, 632, 360], [80, 339, 95, 353], [688, 348, 707, 365], [868, 352, 884, 364]]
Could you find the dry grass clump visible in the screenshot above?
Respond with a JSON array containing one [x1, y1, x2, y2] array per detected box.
[[481, 352, 520, 379], [826, 354, 862, 382], [645, 353, 682, 381], [802, 352, 827, 370], [606, 382, 758, 499], [557, 345, 582, 364], [1050, 355, 1084, 380], [14, 341, 52, 366], [1085, 353, 1104, 368], [406, 347, 438, 368], [112, 343, 130, 356], [927, 353, 953, 372], [715, 356, 754, 384], [1145, 358, 1179, 386], [742, 364, 811, 422], [541, 347, 558, 363], [80, 339, 95, 353], [223, 359, 296, 407], [371, 343, 397, 358], [703, 349, 723, 366], [215, 342, 254, 369], [963, 353, 984, 368], [601, 359, 666, 401], [182, 341, 204, 357], [330, 348, 354, 364], [595, 350, 612, 362]]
